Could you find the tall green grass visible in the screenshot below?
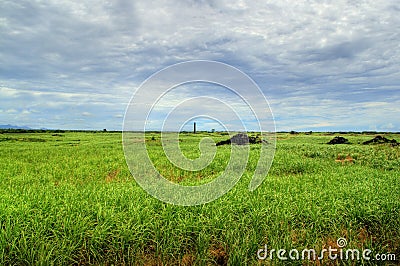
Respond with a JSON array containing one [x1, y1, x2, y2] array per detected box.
[[0, 132, 399, 265]]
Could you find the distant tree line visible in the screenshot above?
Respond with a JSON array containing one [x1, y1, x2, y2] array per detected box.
[[0, 129, 121, 133]]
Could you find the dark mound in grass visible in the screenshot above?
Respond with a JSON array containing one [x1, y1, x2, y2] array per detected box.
[[216, 133, 265, 146], [327, 136, 349, 145], [363, 135, 398, 146]]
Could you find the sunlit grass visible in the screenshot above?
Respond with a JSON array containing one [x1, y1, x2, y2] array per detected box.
[[0, 132, 399, 265]]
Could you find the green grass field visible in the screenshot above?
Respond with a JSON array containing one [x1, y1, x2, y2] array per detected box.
[[0, 132, 399, 265]]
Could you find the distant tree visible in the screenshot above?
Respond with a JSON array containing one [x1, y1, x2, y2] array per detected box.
[[103, 128, 107, 132]]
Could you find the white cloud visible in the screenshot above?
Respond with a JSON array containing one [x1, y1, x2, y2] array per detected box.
[[0, 0, 399, 130], [81, 112, 92, 117], [5, 109, 17, 114]]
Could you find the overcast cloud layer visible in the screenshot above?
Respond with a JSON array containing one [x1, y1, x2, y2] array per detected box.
[[1, 0, 399, 131]]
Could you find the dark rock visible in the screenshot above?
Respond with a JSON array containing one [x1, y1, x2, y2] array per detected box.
[[363, 135, 398, 146], [327, 136, 350, 145], [216, 139, 232, 146], [216, 133, 266, 146]]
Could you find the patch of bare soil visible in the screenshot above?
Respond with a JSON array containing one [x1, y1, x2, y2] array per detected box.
[[209, 244, 228, 266]]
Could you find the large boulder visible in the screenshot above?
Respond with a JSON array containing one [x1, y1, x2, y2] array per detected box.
[[327, 136, 350, 145], [363, 135, 398, 146], [216, 133, 266, 146]]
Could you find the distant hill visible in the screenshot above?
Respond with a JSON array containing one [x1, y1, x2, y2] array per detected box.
[[0, 124, 32, 129]]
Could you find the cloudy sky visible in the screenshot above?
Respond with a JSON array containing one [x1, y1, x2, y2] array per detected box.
[[1, 0, 399, 131]]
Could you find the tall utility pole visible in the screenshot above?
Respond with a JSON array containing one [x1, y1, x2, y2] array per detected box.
[[193, 122, 196, 134]]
